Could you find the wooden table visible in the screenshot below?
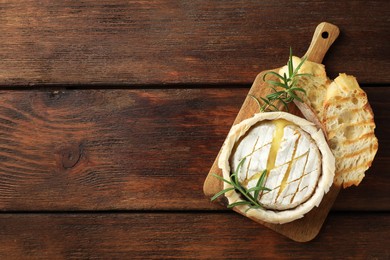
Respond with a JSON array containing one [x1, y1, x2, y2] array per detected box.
[[0, 1, 389, 258]]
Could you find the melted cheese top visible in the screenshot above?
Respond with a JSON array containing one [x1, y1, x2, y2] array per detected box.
[[230, 119, 322, 210]]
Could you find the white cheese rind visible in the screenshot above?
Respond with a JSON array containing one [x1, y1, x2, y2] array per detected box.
[[231, 122, 321, 211], [218, 112, 335, 224]]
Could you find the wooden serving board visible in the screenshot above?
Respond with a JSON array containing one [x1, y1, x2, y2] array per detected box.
[[203, 22, 341, 242]]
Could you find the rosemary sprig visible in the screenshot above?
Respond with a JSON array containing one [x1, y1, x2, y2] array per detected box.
[[211, 49, 309, 212], [211, 157, 271, 212], [249, 48, 310, 112]]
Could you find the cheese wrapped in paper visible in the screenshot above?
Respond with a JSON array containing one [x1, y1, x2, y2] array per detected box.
[[218, 112, 335, 224]]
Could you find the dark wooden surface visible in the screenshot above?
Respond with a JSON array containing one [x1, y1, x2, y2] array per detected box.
[[0, 0, 389, 258], [0, 213, 388, 259], [0, 0, 389, 85], [0, 88, 388, 212]]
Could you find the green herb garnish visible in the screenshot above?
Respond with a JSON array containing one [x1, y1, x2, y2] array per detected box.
[[211, 157, 271, 212], [249, 48, 310, 112], [211, 48, 310, 211]]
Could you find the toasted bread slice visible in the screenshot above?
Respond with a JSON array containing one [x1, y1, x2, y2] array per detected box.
[[279, 58, 378, 188], [323, 74, 378, 187]]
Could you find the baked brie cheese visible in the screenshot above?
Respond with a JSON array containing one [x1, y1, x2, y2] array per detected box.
[[218, 112, 335, 224]]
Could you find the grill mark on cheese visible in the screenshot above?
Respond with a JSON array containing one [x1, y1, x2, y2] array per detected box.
[[247, 151, 310, 189], [277, 152, 308, 168], [240, 141, 272, 187], [292, 168, 319, 183], [278, 185, 309, 201], [262, 168, 319, 197], [290, 152, 310, 203], [298, 185, 308, 194], [254, 151, 311, 192], [292, 169, 318, 184], [245, 137, 260, 181], [240, 142, 273, 161]]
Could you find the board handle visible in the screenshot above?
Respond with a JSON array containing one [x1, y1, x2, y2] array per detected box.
[[304, 22, 340, 63]]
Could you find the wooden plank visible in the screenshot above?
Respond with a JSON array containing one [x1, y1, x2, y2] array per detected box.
[[0, 213, 388, 258], [0, 88, 388, 211], [0, 0, 389, 86]]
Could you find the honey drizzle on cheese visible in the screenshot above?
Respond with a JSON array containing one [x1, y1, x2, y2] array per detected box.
[[242, 119, 292, 194], [266, 119, 292, 176], [276, 132, 301, 200]]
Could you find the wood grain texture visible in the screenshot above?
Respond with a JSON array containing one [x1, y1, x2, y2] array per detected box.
[[0, 213, 388, 259], [0, 0, 389, 86], [0, 88, 388, 211], [304, 22, 340, 63]]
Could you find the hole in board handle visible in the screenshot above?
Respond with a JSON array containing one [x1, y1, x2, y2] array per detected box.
[[321, 31, 329, 39]]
